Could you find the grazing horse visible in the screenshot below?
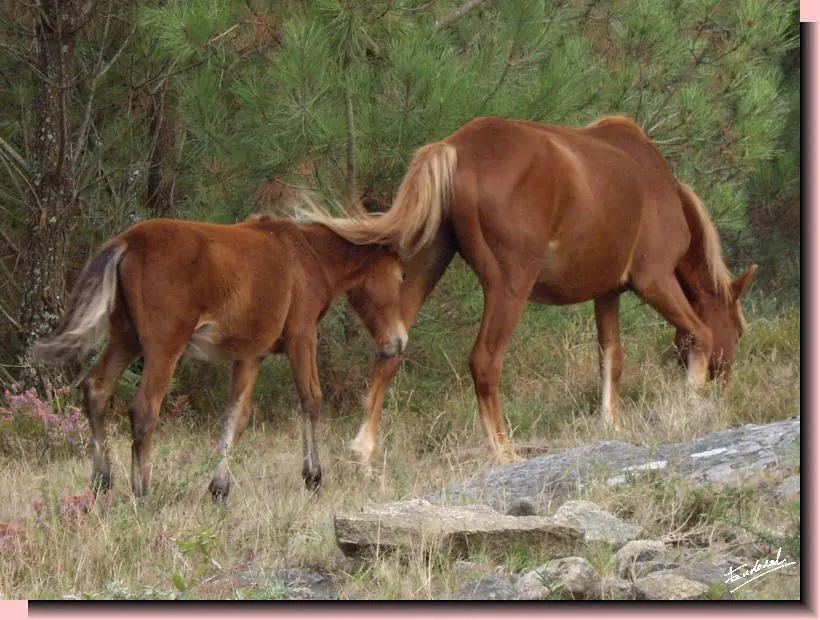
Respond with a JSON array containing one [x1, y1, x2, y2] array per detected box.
[[301, 115, 758, 468], [32, 214, 407, 499]]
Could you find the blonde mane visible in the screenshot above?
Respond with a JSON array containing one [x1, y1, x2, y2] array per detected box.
[[678, 183, 734, 304]]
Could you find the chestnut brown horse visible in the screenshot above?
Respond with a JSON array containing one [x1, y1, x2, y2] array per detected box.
[[301, 115, 758, 469], [32, 214, 407, 499]]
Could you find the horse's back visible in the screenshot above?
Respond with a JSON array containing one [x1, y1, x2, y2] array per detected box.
[[442, 116, 689, 302], [114, 217, 303, 358]]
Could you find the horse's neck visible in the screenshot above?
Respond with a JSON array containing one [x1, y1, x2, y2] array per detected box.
[[677, 257, 724, 313], [297, 224, 377, 294]]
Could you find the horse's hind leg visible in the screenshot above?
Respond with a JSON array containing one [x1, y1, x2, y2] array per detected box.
[[209, 358, 262, 502], [349, 356, 401, 473], [82, 300, 141, 494], [594, 293, 624, 426], [286, 329, 323, 491], [469, 286, 533, 465], [128, 349, 183, 497], [632, 275, 713, 388]]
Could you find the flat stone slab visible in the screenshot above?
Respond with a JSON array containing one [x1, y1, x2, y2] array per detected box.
[[426, 418, 800, 513], [334, 498, 583, 559], [773, 474, 800, 500], [634, 571, 710, 600], [452, 577, 518, 600], [554, 500, 643, 550]]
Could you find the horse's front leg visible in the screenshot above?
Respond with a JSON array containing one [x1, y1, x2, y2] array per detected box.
[[594, 293, 624, 426], [349, 235, 456, 471], [286, 329, 323, 491], [209, 358, 262, 502]]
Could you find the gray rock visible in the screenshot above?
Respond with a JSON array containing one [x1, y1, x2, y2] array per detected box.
[[615, 540, 667, 579], [453, 577, 518, 600], [554, 500, 643, 550], [506, 497, 538, 516], [515, 557, 600, 600], [428, 440, 649, 513], [452, 560, 480, 575], [425, 418, 800, 513], [634, 571, 709, 600], [774, 474, 800, 500], [272, 567, 337, 600], [334, 498, 583, 559], [673, 562, 732, 587], [235, 565, 337, 600], [597, 578, 636, 600], [632, 560, 681, 579], [514, 569, 551, 600]]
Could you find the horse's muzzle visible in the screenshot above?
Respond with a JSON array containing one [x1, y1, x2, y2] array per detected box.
[[378, 329, 408, 360]]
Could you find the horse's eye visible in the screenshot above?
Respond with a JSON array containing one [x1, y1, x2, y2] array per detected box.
[[401, 271, 407, 282]]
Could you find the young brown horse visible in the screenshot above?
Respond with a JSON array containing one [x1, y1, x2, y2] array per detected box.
[[32, 214, 407, 499], [301, 115, 758, 469]]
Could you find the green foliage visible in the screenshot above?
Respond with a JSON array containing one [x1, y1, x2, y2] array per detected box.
[[0, 0, 799, 384]]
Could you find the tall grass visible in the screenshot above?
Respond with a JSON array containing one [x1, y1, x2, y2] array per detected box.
[[0, 262, 800, 599]]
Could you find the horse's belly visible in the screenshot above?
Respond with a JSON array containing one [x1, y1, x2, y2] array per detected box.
[[531, 242, 630, 304], [529, 279, 600, 305], [186, 319, 282, 362]]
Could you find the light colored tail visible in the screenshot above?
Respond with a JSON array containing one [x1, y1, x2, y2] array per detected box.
[[31, 241, 127, 364], [296, 141, 457, 258], [677, 182, 733, 303]]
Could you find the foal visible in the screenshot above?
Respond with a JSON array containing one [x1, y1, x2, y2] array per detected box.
[[33, 214, 407, 499]]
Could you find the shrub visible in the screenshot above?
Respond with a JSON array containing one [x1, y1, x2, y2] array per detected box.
[[0, 384, 89, 461]]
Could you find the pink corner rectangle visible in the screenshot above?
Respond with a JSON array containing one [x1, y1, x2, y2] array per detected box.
[[803, 0, 820, 21], [0, 601, 27, 620]]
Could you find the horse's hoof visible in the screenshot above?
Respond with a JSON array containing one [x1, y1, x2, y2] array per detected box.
[[91, 471, 112, 495], [348, 442, 373, 468], [208, 478, 230, 503], [302, 469, 322, 494], [498, 451, 525, 465]]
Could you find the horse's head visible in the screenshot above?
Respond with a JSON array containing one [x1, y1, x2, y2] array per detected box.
[[675, 265, 758, 381], [346, 249, 408, 360]]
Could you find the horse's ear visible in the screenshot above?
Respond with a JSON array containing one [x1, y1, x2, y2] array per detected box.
[[731, 264, 758, 301]]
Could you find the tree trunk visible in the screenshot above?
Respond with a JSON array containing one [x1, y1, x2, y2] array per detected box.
[[146, 81, 179, 218], [17, 1, 84, 389]]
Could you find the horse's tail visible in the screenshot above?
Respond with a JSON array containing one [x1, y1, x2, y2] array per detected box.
[[676, 182, 733, 303], [297, 141, 457, 259], [31, 240, 127, 364]]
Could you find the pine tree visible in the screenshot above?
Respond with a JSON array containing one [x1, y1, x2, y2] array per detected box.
[[0, 0, 799, 384], [0, 0, 143, 386]]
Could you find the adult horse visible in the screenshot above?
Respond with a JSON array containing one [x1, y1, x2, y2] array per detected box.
[[32, 214, 407, 499], [301, 115, 758, 468]]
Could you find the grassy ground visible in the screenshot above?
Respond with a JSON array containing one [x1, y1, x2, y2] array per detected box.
[[0, 262, 801, 600]]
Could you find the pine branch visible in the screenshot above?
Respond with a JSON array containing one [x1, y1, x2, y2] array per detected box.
[[345, 87, 357, 204], [0, 298, 21, 330], [436, 0, 484, 30], [478, 8, 526, 114], [0, 226, 21, 256], [73, 10, 137, 169], [0, 137, 37, 202], [0, 134, 27, 170]]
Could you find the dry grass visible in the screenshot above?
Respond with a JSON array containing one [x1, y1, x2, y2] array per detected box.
[[0, 274, 800, 600]]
